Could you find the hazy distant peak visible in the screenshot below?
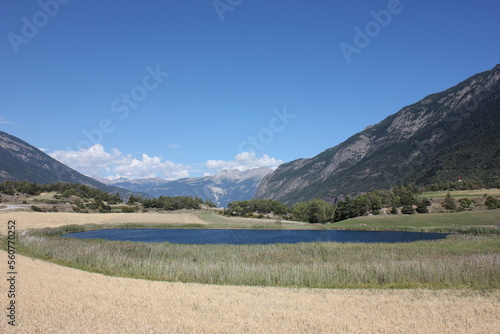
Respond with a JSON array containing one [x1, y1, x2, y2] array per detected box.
[[213, 167, 273, 181]]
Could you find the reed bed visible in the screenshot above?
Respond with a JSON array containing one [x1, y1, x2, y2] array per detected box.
[[15, 228, 500, 289]]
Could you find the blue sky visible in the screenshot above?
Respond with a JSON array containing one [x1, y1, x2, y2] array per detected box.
[[1, 0, 499, 180]]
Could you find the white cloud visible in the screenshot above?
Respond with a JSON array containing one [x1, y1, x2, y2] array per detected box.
[[206, 152, 282, 172], [166, 143, 180, 149], [114, 154, 189, 180], [0, 117, 15, 124], [50, 144, 190, 180]]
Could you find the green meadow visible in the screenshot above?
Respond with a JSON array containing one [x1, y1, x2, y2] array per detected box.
[[420, 188, 500, 199], [330, 210, 500, 233]]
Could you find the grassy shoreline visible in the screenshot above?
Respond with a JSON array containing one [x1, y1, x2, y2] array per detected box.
[[8, 230, 499, 290], [2, 210, 499, 289], [13, 233, 500, 289]]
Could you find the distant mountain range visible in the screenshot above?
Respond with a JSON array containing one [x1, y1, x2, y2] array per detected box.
[[3, 65, 498, 207], [0, 131, 139, 199], [256, 64, 500, 204], [0, 131, 271, 206], [94, 167, 273, 207]]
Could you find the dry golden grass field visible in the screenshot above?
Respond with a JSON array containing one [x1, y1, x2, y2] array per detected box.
[[1, 212, 499, 333], [0, 211, 207, 229]]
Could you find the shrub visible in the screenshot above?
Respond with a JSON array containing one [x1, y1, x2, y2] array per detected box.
[[98, 205, 112, 213], [61, 189, 75, 198], [121, 206, 135, 213], [401, 205, 415, 215], [31, 205, 42, 212], [485, 196, 499, 209], [420, 198, 432, 207], [459, 198, 474, 210], [416, 198, 431, 213], [416, 203, 428, 214]]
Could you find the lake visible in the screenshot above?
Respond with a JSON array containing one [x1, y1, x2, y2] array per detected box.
[[63, 228, 449, 244]]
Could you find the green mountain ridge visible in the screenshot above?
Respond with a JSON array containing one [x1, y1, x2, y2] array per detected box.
[[255, 64, 500, 204]]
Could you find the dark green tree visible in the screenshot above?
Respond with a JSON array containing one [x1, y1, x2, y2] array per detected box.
[[442, 192, 457, 211], [416, 201, 429, 214], [401, 205, 415, 215]]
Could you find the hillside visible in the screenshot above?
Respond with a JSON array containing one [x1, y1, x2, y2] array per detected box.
[[0, 131, 136, 198], [256, 64, 500, 204]]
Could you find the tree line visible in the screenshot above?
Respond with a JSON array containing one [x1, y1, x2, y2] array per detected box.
[[0, 181, 217, 212], [140, 196, 216, 211], [225, 185, 426, 224], [226, 181, 500, 224]]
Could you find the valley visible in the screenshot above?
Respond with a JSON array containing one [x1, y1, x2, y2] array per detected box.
[[0, 61, 499, 333], [2, 1, 499, 332]]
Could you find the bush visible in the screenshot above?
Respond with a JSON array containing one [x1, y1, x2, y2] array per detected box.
[[459, 198, 474, 210], [31, 205, 42, 212], [485, 196, 499, 209], [98, 205, 112, 213], [415, 198, 431, 213], [121, 206, 135, 213], [401, 205, 415, 215], [61, 189, 75, 198], [420, 198, 432, 207], [416, 203, 429, 214], [226, 199, 291, 218], [75, 200, 85, 209]]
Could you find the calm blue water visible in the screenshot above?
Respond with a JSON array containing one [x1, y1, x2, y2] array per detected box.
[[62, 229, 448, 244]]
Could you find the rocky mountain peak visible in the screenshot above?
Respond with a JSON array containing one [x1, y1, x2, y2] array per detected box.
[[256, 64, 500, 204]]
